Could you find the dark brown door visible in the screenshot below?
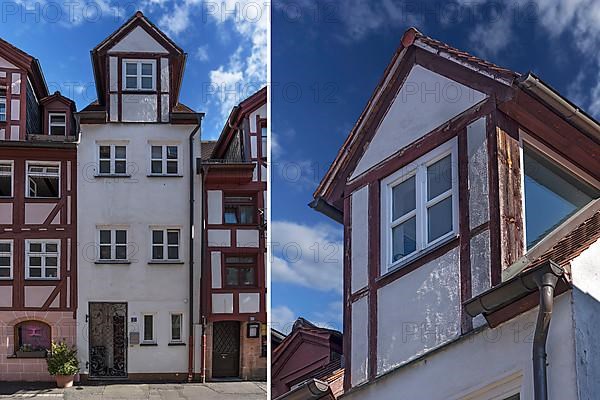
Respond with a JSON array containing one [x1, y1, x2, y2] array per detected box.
[[212, 321, 240, 378]]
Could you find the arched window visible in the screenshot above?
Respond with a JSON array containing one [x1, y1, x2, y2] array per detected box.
[[14, 320, 51, 357]]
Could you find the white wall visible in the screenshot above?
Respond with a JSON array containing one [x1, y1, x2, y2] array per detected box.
[[377, 247, 461, 374], [351, 186, 369, 293], [351, 65, 486, 179], [570, 238, 600, 399], [351, 296, 369, 387], [77, 122, 200, 374], [345, 292, 578, 400]]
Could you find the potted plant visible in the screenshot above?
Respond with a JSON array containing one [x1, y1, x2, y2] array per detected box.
[[16, 344, 48, 358], [46, 341, 80, 388]]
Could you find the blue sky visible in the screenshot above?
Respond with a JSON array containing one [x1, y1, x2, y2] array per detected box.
[[0, 0, 267, 137], [271, 0, 600, 333]]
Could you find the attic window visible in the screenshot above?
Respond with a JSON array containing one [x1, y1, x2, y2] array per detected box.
[[0, 96, 6, 122], [124, 60, 155, 91], [523, 144, 599, 248], [49, 113, 66, 135]]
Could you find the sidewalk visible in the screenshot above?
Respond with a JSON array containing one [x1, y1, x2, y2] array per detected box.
[[0, 382, 268, 399]]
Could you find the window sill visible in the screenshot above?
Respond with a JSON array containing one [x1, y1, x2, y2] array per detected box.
[[148, 260, 184, 265], [168, 342, 186, 346], [94, 174, 131, 178], [25, 277, 60, 281], [95, 260, 131, 265], [139, 343, 158, 347], [8, 352, 47, 359], [381, 234, 459, 278], [147, 174, 183, 178]]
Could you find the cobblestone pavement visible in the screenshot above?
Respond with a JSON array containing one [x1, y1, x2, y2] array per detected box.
[[0, 382, 268, 399]]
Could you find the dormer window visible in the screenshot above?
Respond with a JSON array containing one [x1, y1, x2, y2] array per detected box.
[[124, 60, 156, 91], [48, 113, 66, 135], [0, 96, 6, 122], [522, 143, 599, 249]]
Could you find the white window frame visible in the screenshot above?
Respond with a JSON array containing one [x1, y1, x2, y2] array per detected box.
[[150, 227, 181, 262], [169, 312, 184, 343], [97, 144, 128, 176], [0, 96, 6, 122], [97, 228, 129, 262], [123, 59, 156, 91], [0, 160, 13, 198], [380, 138, 458, 274], [48, 113, 67, 135], [26, 161, 60, 199], [25, 239, 60, 280], [518, 130, 600, 251], [149, 144, 180, 176], [141, 313, 156, 344], [0, 240, 13, 279]]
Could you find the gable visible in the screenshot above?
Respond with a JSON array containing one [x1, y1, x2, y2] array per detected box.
[[274, 334, 332, 381], [108, 25, 169, 54], [350, 65, 486, 180], [0, 55, 17, 69]]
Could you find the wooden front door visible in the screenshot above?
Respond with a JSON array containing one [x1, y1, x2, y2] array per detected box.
[[212, 321, 240, 378], [88, 302, 127, 379]]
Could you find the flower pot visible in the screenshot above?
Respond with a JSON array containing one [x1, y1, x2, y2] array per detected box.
[[55, 374, 74, 388]]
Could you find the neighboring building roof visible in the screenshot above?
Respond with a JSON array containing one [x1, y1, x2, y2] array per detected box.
[[200, 140, 217, 161], [272, 328, 287, 349], [0, 37, 48, 99]]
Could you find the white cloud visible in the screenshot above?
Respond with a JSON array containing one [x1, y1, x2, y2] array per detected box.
[[271, 221, 343, 294], [467, 8, 512, 57], [311, 301, 343, 329], [271, 305, 296, 334], [195, 45, 209, 62]]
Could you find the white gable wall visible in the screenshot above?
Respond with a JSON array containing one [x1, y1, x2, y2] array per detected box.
[[107, 26, 169, 54], [350, 65, 487, 180]]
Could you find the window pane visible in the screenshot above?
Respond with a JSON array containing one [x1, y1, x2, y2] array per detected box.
[[524, 146, 599, 248], [427, 155, 452, 200], [239, 206, 255, 224], [50, 114, 66, 124], [126, 77, 137, 89], [141, 77, 153, 89], [45, 268, 57, 278], [30, 243, 42, 252], [151, 161, 162, 174], [114, 161, 126, 174], [167, 246, 179, 260], [100, 230, 111, 244], [427, 196, 453, 242], [141, 63, 153, 75], [100, 245, 111, 260], [0, 268, 10, 277], [152, 230, 163, 245], [17, 321, 51, 351], [143, 315, 153, 341], [224, 208, 238, 224], [0, 256, 10, 266], [0, 176, 10, 197], [115, 146, 126, 159], [0, 243, 10, 252], [167, 146, 177, 159], [45, 257, 57, 267], [166, 161, 177, 174], [29, 257, 42, 266], [115, 230, 127, 244], [152, 246, 163, 260], [99, 161, 110, 174], [392, 217, 416, 262], [167, 231, 178, 245], [240, 267, 255, 286], [225, 267, 239, 286], [29, 267, 41, 277], [115, 245, 127, 260], [99, 146, 111, 159], [125, 63, 137, 75], [50, 126, 66, 135], [45, 243, 57, 253], [392, 176, 416, 220], [151, 146, 162, 159], [29, 176, 59, 198], [171, 314, 181, 340]]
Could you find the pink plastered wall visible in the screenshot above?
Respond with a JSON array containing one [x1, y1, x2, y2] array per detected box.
[[0, 311, 77, 382]]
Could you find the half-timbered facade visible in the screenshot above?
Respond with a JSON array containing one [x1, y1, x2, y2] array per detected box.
[[312, 28, 600, 399], [199, 87, 267, 380], [76, 12, 203, 381], [0, 40, 78, 381]]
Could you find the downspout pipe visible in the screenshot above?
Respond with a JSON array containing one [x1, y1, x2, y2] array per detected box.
[[199, 164, 207, 383], [532, 269, 560, 400], [188, 114, 203, 382]]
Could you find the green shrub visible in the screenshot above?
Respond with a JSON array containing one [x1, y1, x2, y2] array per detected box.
[[46, 341, 80, 376]]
